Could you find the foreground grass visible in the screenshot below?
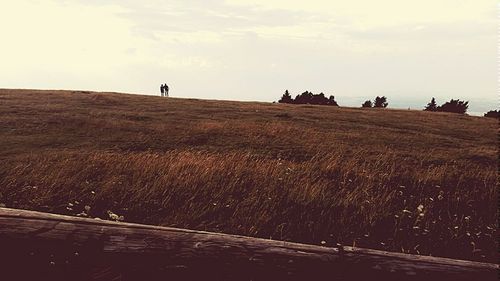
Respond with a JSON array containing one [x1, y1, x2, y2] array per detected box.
[[0, 89, 497, 262]]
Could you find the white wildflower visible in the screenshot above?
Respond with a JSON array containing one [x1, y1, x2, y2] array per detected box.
[[107, 210, 123, 221], [416, 205, 424, 213], [76, 212, 87, 217], [437, 191, 444, 201]]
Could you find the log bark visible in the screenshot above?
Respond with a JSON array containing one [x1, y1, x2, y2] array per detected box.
[[0, 207, 497, 281]]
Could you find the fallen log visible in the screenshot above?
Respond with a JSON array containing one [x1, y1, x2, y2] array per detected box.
[[0, 207, 497, 281]]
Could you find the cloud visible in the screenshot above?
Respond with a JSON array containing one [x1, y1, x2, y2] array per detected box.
[[0, 0, 496, 113], [348, 21, 495, 42], [226, 0, 496, 25], [59, 0, 316, 34]]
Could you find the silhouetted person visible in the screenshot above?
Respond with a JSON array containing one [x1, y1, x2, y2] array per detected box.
[[160, 84, 165, 97], [165, 83, 169, 97]]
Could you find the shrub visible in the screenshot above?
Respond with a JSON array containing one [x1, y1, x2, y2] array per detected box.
[[424, 98, 438, 111], [362, 100, 372, 108], [484, 110, 499, 118], [278, 90, 293, 104], [278, 90, 338, 106], [328, 95, 339, 106], [374, 96, 388, 108], [437, 99, 468, 114]]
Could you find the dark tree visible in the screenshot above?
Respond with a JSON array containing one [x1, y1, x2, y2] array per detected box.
[[362, 100, 372, 108], [374, 96, 388, 108], [424, 97, 438, 111], [311, 92, 326, 105], [278, 90, 339, 106], [278, 90, 293, 104], [294, 91, 313, 104], [437, 99, 468, 114], [484, 110, 499, 118], [328, 95, 339, 106]]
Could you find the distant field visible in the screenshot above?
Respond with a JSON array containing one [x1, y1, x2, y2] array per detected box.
[[0, 89, 497, 262]]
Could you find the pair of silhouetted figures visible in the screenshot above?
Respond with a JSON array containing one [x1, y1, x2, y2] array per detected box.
[[160, 83, 169, 97]]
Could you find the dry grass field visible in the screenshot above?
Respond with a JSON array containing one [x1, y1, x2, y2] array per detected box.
[[0, 89, 497, 262]]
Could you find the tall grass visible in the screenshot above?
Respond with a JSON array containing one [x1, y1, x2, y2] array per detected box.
[[0, 89, 497, 262]]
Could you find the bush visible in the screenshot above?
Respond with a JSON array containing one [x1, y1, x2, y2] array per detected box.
[[327, 95, 339, 106], [374, 96, 388, 108], [278, 90, 293, 104], [484, 110, 499, 118], [278, 90, 338, 106], [424, 98, 438, 111], [437, 99, 468, 114], [362, 100, 372, 108]]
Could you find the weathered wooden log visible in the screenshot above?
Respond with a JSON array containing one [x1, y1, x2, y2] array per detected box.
[[0, 207, 497, 281]]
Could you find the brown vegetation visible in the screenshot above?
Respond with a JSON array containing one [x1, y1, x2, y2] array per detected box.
[[0, 89, 497, 262]]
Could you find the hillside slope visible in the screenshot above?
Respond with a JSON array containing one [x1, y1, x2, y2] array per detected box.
[[0, 89, 497, 262]]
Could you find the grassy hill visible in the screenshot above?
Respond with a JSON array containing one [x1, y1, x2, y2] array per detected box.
[[0, 89, 497, 262]]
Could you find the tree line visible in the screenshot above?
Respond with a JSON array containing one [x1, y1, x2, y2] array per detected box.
[[278, 90, 497, 117], [423, 98, 468, 114], [278, 90, 339, 106]]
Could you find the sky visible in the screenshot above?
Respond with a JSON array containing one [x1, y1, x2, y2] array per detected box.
[[0, 0, 497, 114]]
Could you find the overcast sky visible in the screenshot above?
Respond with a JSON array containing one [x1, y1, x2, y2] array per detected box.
[[0, 1, 496, 114]]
